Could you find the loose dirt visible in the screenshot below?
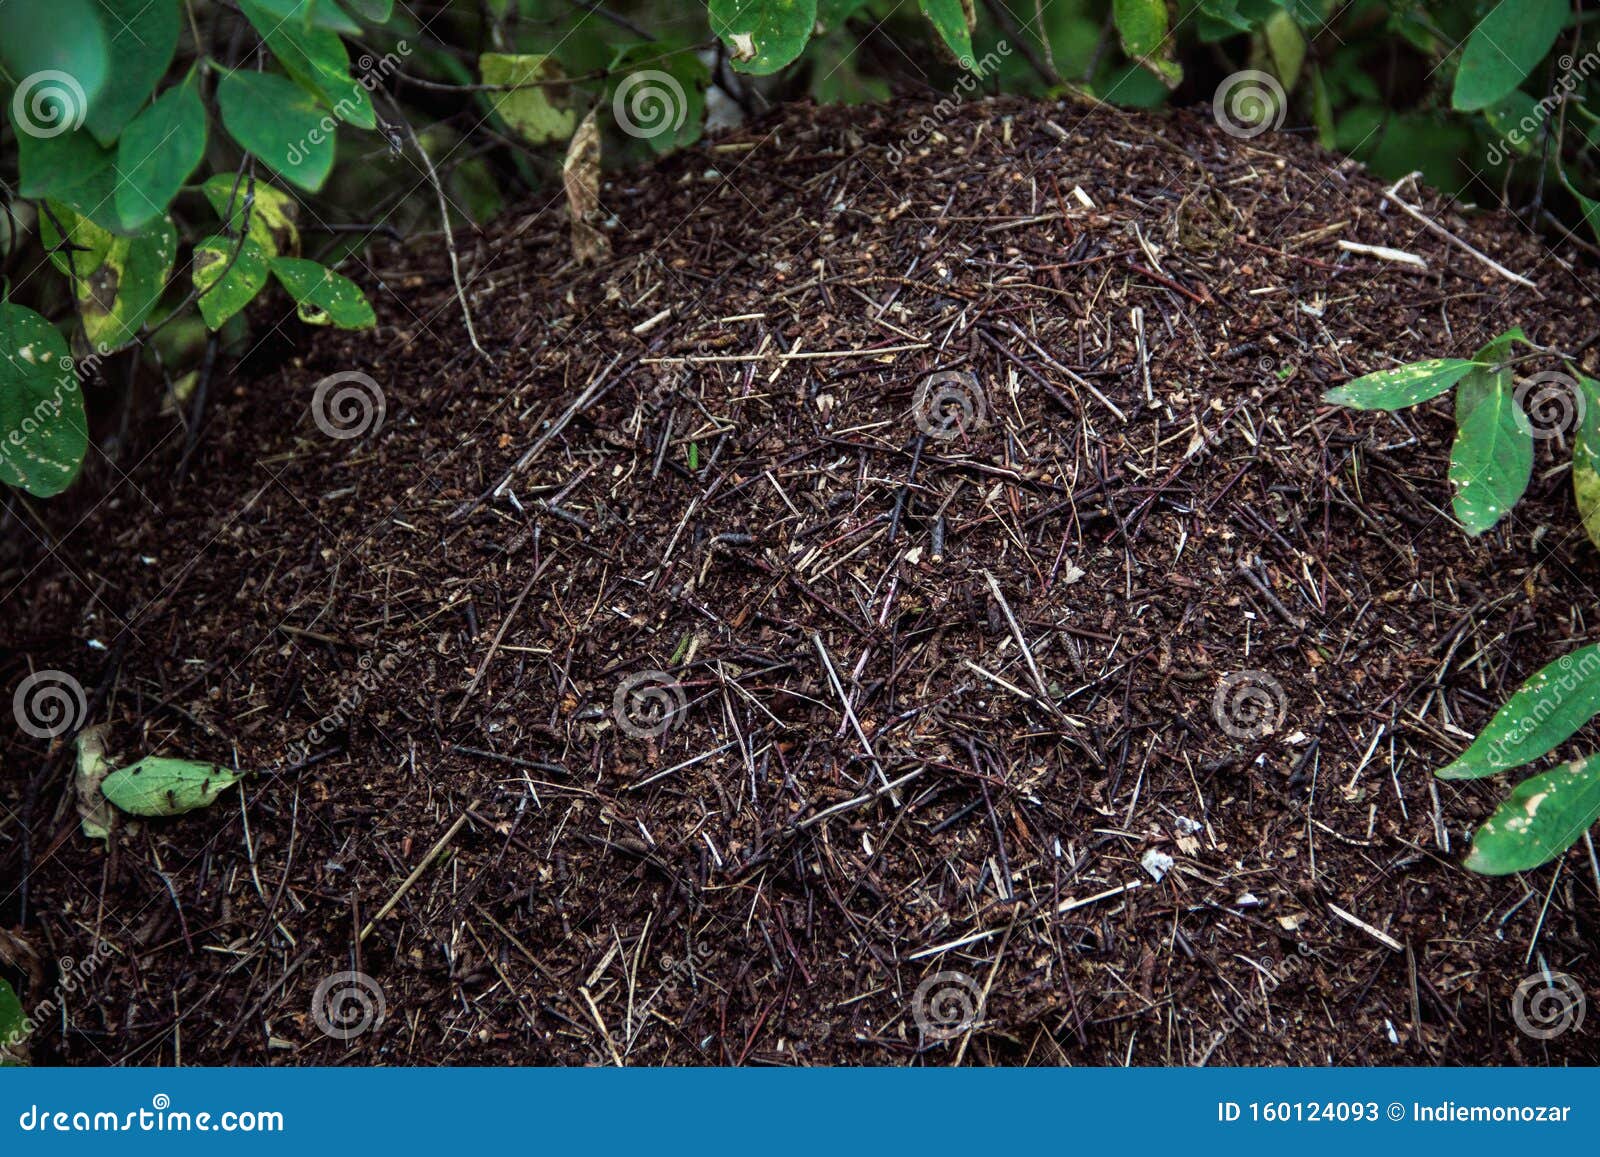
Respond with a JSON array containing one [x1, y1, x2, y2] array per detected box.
[[4, 96, 1598, 1065]]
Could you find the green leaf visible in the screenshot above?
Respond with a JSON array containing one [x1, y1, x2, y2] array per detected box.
[[18, 127, 114, 208], [244, 0, 362, 35], [1465, 757, 1600, 874], [76, 219, 179, 351], [1484, 90, 1545, 156], [270, 257, 376, 328], [1449, 365, 1532, 535], [240, 0, 376, 129], [0, 0, 108, 133], [38, 201, 114, 280], [709, 0, 817, 75], [84, 0, 181, 143], [0, 304, 87, 497], [216, 70, 337, 192], [1472, 326, 1529, 366], [194, 236, 272, 329], [1263, 10, 1305, 90], [101, 757, 240, 817], [1322, 358, 1477, 410], [1114, 0, 1167, 57], [919, 0, 976, 68], [1113, 0, 1181, 87], [114, 79, 207, 231], [815, 0, 870, 31], [36, 209, 166, 345], [1452, 0, 1567, 112], [1573, 372, 1600, 553], [1439, 644, 1600, 779], [0, 976, 23, 1061], [479, 53, 576, 143], [201, 174, 302, 257], [341, 0, 393, 20]]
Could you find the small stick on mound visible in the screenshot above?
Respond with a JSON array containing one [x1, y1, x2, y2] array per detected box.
[[1381, 173, 1537, 291]]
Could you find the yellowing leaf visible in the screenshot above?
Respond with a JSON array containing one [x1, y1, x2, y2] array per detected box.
[[1573, 372, 1600, 553], [480, 54, 575, 144]]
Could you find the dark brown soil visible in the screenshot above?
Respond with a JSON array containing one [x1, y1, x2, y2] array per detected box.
[[4, 96, 1599, 1066]]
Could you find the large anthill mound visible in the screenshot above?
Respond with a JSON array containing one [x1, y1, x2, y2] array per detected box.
[[4, 98, 1598, 1066]]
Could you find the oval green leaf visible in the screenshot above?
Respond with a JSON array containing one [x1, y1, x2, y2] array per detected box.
[[0, 304, 87, 498], [1573, 372, 1600, 553], [241, 0, 376, 129], [480, 53, 576, 143], [1464, 757, 1600, 875], [115, 79, 207, 231], [1322, 357, 1477, 411], [1452, 0, 1567, 112], [77, 219, 179, 351], [709, 0, 817, 75], [201, 174, 302, 257], [216, 70, 336, 192], [1449, 365, 1532, 535], [1439, 643, 1600, 780], [920, 0, 976, 67], [270, 257, 376, 328], [100, 757, 240, 817], [194, 235, 271, 329], [85, 0, 181, 143]]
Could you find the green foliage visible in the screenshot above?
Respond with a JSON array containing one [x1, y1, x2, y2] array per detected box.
[[480, 54, 576, 143], [1451, 0, 1567, 112], [100, 757, 240, 817], [0, 977, 23, 1062], [710, 0, 818, 75], [0, 304, 86, 498], [270, 258, 378, 329], [1440, 643, 1600, 874], [1448, 364, 1532, 536], [5, 0, 1600, 503], [1323, 329, 1541, 537]]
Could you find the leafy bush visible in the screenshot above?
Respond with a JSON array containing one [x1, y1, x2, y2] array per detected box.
[[1326, 340, 1600, 872], [4, 0, 1599, 499]]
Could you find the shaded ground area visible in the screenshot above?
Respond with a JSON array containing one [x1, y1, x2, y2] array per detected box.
[[4, 97, 1599, 1066]]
